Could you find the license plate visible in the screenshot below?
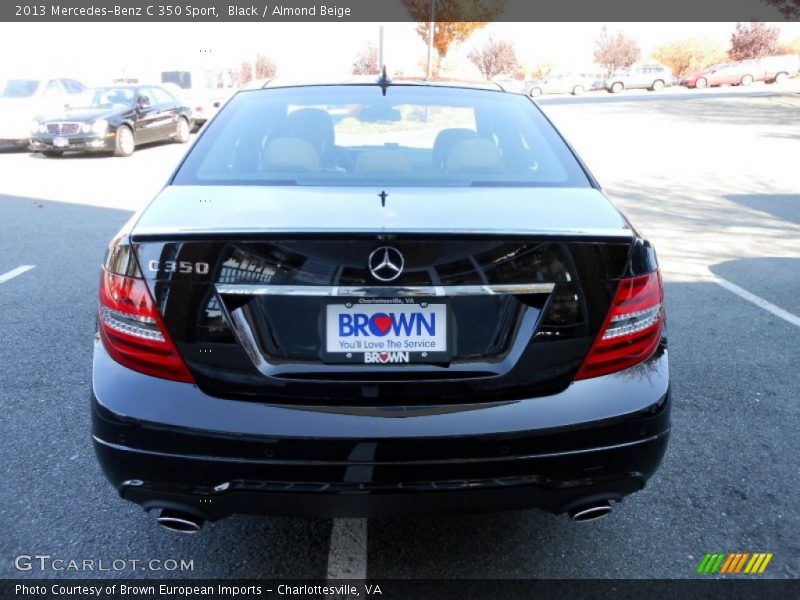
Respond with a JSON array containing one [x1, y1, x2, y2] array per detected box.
[[323, 299, 450, 364], [53, 137, 68, 148]]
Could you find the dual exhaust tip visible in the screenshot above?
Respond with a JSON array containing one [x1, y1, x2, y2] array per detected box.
[[156, 509, 204, 534], [153, 503, 612, 533]]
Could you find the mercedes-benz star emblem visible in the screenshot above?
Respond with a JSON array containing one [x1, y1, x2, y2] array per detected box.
[[368, 246, 404, 282]]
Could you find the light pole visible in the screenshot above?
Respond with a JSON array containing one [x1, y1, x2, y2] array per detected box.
[[425, 0, 436, 80]]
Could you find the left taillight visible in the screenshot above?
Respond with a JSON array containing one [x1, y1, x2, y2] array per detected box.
[[575, 270, 665, 380], [97, 237, 193, 383]]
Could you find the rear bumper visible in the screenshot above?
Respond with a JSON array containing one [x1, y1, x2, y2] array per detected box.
[[92, 340, 670, 519]]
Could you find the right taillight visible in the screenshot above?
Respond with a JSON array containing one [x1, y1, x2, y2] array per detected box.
[[575, 270, 665, 380], [97, 236, 193, 383]]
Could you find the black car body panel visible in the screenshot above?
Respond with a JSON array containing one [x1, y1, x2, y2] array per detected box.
[[92, 82, 670, 521]]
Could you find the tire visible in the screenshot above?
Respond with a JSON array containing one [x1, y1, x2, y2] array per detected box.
[[740, 74, 754, 86], [174, 117, 190, 144], [651, 79, 665, 91], [42, 150, 62, 157], [571, 85, 584, 95], [114, 126, 135, 157], [774, 72, 788, 84], [610, 82, 623, 94], [695, 77, 708, 89], [529, 87, 542, 98]]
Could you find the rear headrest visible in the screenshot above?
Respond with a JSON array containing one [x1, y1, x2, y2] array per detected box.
[[286, 108, 334, 155], [354, 149, 412, 175], [432, 128, 477, 168], [262, 138, 320, 173], [446, 139, 504, 174]]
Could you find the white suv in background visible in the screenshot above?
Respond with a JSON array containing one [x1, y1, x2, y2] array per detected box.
[[161, 69, 237, 128], [605, 65, 673, 93]]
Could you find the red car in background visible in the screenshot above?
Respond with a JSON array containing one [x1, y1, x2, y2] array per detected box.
[[682, 55, 800, 89], [682, 62, 755, 88]]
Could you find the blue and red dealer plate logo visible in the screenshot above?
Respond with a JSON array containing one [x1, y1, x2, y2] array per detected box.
[[324, 301, 448, 363]]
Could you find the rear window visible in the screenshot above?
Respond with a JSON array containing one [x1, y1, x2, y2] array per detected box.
[[173, 84, 591, 188]]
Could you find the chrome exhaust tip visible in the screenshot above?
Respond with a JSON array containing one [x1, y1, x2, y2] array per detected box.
[[156, 509, 204, 534], [568, 501, 613, 522]]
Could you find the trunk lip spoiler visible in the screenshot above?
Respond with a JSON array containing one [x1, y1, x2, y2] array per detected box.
[[130, 229, 635, 243], [215, 283, 555, 298]]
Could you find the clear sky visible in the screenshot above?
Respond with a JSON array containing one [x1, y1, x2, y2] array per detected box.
[[2, 22, 799, 84]]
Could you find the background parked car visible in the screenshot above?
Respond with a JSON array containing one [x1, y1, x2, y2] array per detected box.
[[30, 85, 192, 157], [681, 63, 730, 89], [161, 67, 237, 127], [527, 73, 598, 96], [604, 64, 673, 93], [0, 77, 85, 146], [753, 54, 800, 83], [491, 77, 526, 93], [680, 56, 799, 89]]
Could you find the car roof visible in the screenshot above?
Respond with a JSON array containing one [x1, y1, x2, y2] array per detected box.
[[242, 75, 511, 94]]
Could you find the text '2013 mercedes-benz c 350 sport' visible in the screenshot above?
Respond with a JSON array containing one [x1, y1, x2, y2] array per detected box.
[[92, 77, 669, 532]]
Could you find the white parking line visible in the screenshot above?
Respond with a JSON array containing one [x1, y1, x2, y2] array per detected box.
[[326, 518, 368, 580], [0, 265, 35, 285], [716, 277, 800, 328]]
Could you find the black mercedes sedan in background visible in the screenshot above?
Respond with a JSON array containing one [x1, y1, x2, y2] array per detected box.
[[92, 78, 670, 533], [30, 85, 192, 157]]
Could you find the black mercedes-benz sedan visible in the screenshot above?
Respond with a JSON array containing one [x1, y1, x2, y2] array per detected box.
[[30, 85, 192, 157], [92, 78, 669, 532]]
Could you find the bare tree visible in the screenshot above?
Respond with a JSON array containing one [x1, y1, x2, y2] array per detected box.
[[468, 36, 517, 80], [352, 44, 379, 75], [401, 0, 506, 77], [729, 22, 780, 61], [593, 27, 641, 76]]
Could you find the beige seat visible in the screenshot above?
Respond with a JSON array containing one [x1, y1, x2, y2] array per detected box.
[[445, 139, 505, 174], [432, 128, 477, 169], [262, 138, 320, 173], [354, 149, 412, 175]]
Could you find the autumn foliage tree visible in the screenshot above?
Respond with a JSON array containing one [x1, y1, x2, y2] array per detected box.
[[239, 54, 277, 84], [653, 38, 727, 77], [352, 44, 379, 75], [401, 0, 506, 76], [762, 0, 800, 18], [778, 35, 800, 55], [468, 36, 517, 80], [593, 27, 641, 76], [528, 60, 555, 80], [729, 22, 780, 61]]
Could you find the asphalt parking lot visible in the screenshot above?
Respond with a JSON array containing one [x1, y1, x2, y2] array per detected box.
[[0, 84, 798, 580]]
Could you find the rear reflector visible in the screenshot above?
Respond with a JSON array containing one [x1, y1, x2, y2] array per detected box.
[[98, 269, 193, 383], [575, 271, 664, 380]]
